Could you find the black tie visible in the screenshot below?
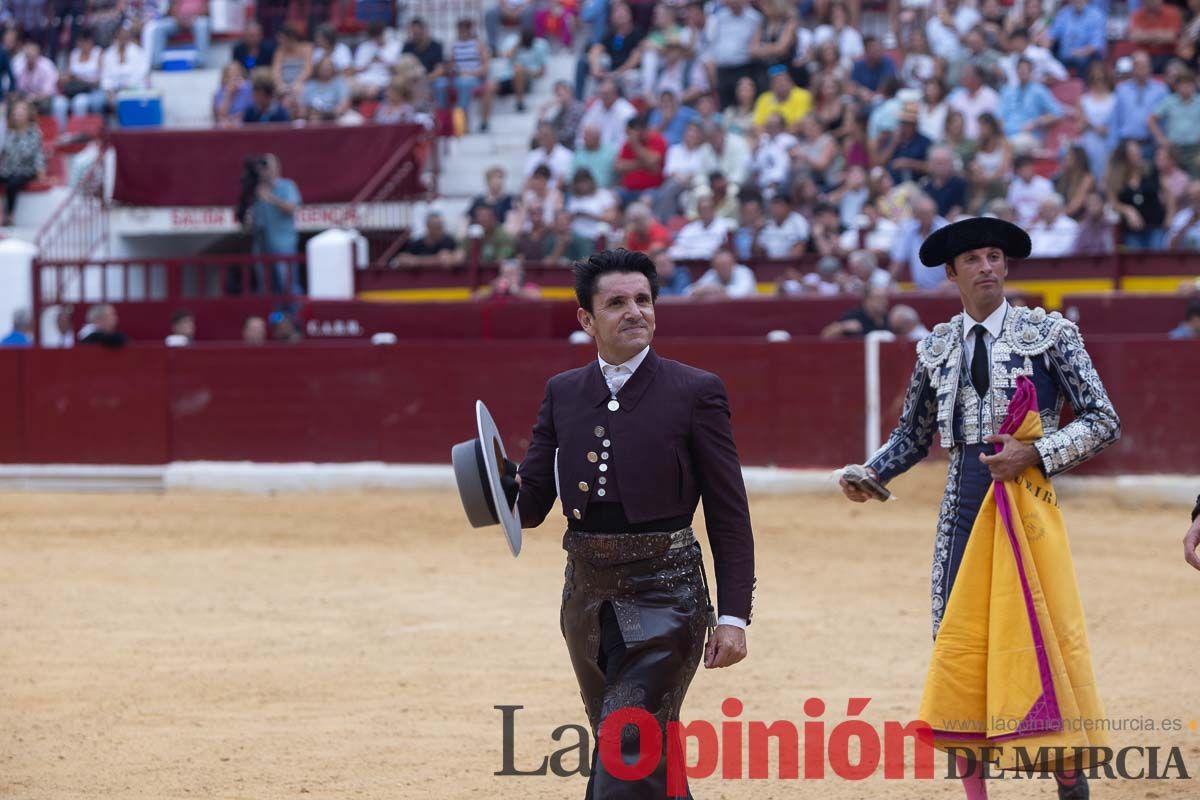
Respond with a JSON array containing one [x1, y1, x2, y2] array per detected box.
[[971, 324, 989, 397]]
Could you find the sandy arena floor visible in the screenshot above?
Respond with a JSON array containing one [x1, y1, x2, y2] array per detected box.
[[2, 465, 1198, 799]]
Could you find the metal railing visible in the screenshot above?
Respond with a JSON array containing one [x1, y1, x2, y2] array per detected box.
[[34, 152, 108, 263]]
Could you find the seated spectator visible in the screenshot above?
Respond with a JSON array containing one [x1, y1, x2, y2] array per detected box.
[[101, 24, 150, 102], [354, 22, 400, 98], [272, 24, 313, 110], [670, 195, 733, 260], [526, 121, 574, 186], [242, 315, 267, 344], [920, 145, 968, 219], [1167, 180, 1200, 250], [806, 201, 844, 257], [997, 57, 1063, 144], [843, 249, 896, 293], [1047, 0, 1106, 75], [542, 209, 595, 263], [926, 0, 980, 62], [213, 61, 253, 124], [655, 251, 692, 297], [1107, 138, 1166, 249], [752, 66, 812, 129], [468, 166, 516, 225], [374, 78, 421, 124], [395, 211, 462, 267], [733, 193, 765, 261], [1109, 52, 1169, 157], [828, 165, 870, 228], [621, 202, 671, 254], [721, 76, 759, 137], [577, 78, 638, 148], [1028, 195, 1080, 256], [888, 304, 930, 341], [750, 113, 797, 193], [968, 113, 1014, 211], [572, 123, 617, 188], [13, 38, 58, 115], [165, 309, 195, 346], [468, 205, 516, 261], [999, 28, 1067, 86], [952, 28, 1003, 88], [476, 259, 542, 300], [689, 248, 758, 299], [0, 100, 45, 226], [793, 113, 841, 189], [650, 38, 710, 106], [759, 194, 810, 259], [875, 103, 932, 184], [685, 172, 740, 221], [535, 0, 575, 48], [79, 303, 128, 347], [849, 36, 897, 102], [518, 165, 564, 229], [1073, 191, 1117, 254], [514, 199, 553, 259], [653, 120, 715, 219], [485, 0, 538, 55], [647, 90, 699, 147], [586, 3, 645, 98], [493, 28, 549, 112], [303, 57, 351, 121], [615, 114, 667, 206], [0, 308, 33, 347], [438, 18, 493, 132], [778, 255, 842, 296], [1129, 0, 1182, 73], [888, 194, 948, 289], [566, 168, 618, 242], [708, 124, 751, 186], [1168, 302, 1200, 339], [312, 24, 353, 77], [1150, 70, 1200, 175], [813, 4, 863, 70], [900, 29, 937, 88], [146, 0, 211, 70], [948, 64, 1000, 141], [540, 80, 586, 148], [820, 285, 891, 339], [52, 27, 105, 129], [1007, 154, 1055, 226], [1158, 146, 1190, 221], [243, 72, 290, 123], [232, 21, 275, 72], [401, 17, 444, 84], [919, 79, 951, 144], [270, 309, 303, 342]]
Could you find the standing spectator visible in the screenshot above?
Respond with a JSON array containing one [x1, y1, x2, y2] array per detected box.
[[1028, 195, 1080, 256], [165, 309, 195, 346], [0, 100, 45, 226], [79, 304, 127, 347], [758, 194, 810, 259], [653, 120, 714, 219], [849, 36, 897, 102], [1055, 145, 1097, 219], [615, 114, 667, 206], [1150, 70, 1200, 175], [1129, 0, 1182, 73], [539, 80, 586, 148], [1107, 138, 1166, 249], [622, 201, 672, 254], [13, 38, 58, 114], [752, 65, 812, 128], [232, 21, 275, 72], [145, 0, 210, 69], [875, 103, 931, 184], [52, 27, 104, 129], [271, 23, 312, 109], [303, 57, 351, 121], [436, 18, 492, 132], [572, 123, 617, 188], [586, 3, 644, 97], [575, 77, 636, 148], [709, 0, 762, 108], [353, 22, 399, 98], [401, 18, 444, 83], [242, 73, 289, 123], [484, 0, 537, 56], [100, 23, 149, 102], [525, 121, 574, 186], [213, 62, 253, 124], [670, 195, 732, 260], [468, 166, 516, 225], [1072, 191, 1116, 254], [312, 24, 353, 75], [654, 252, 692, 297], [948, 64, 1000, 140], [997, 57, 1063, 143], [1007, 154, 1056, 226], [689, 248, 758, 298], [1079, 61, 1116, 180], [0, 308, 33, 346], [820, 285, 890, 338], [1167, 180, 1200, 249], [920, 145, 968, 219], [245, 154, 301, 294], [566, 168, 618, 242], [1047, 0, 1106, 75], [749, 0, 798, 86], [888, 194, 948, 288], [1109, 51, 1169, 157], [493, 28, 548, 113]]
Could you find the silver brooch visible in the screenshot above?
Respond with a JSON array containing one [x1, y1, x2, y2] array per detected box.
[[1021, 326, 1038, 343], [1029, 307, 1046, 324], [929, 339, 947, 356], [934, 323, 950, 336]]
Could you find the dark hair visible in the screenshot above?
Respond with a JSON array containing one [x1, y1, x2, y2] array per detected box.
[[627, 112, 649, 130], [532, 164, 552, 180], [1187, 302, 1200, 320], [1011, 27, 1029, 39], [573, 248, 660, 312], [171, 308, 194, 324], [235, 154, 268, 224], [1014, 153, 1034, 170]]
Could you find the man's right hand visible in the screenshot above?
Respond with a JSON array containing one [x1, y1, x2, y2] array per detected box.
[[1184, 516, 1200, 571], [839, 465, 878, 503]]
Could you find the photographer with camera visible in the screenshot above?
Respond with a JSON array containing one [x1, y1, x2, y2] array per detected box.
[[236, 153, 302, 294]]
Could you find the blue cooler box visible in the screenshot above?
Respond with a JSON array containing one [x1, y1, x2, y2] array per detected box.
[[161, 48, 197, 70], [116, 90, 164, 127]]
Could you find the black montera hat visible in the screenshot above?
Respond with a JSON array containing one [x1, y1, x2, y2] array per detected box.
[[918, 217, 1031, 267]]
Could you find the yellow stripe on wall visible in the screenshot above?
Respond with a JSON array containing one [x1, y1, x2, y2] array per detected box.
[[1120, 276, 1200, 293]]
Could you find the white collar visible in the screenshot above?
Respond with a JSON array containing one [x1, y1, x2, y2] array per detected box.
[[962, 299, 1009, 343], [598, 345, 650, 375]]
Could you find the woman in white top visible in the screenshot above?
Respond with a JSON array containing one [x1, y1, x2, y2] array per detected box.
[[312, 24, 354, 78], [653, 120, 716, 218], [813, 4, 864, 71], [1079, 60, 1116, 182], [101, 24, 149, 101], [51, 27, 105, 129], [900, 28, 936, 88], [918, 78, 949, 143]]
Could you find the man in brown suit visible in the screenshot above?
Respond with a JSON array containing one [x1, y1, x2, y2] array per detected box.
[[515, 249, 755, 799]]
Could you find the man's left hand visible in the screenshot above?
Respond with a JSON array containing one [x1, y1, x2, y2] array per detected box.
[[1184, 517, 1200, 571], [704, 625, 747, 669], [979, 434, 1041, 482]]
